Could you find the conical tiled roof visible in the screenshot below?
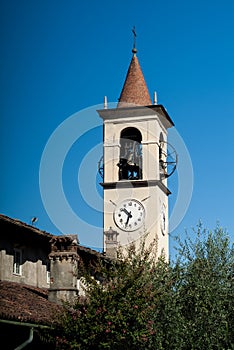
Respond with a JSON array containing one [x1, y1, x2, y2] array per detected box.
[[118, 53, 152, 107]]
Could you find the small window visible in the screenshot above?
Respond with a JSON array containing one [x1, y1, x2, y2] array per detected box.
[[46, 262, 51, 284], [13, 249, 22, 275]]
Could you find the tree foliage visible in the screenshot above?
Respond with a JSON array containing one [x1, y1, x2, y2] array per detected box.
[[46, 225, 234, 349]]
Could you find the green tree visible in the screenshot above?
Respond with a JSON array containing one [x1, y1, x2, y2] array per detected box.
[[53, 239, 172, 350], [45, 225, 233, 350], [172, 224, 234, 350]]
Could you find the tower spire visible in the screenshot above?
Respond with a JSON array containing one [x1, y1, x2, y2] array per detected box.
[[117, 29, 152, 107]]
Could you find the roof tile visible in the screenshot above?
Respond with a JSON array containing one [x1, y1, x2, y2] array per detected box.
[[0, 281, 62, 325], [118, 54, 152, 107]]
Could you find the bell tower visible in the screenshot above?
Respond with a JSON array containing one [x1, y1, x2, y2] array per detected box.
[[97, 37, 176, 259]]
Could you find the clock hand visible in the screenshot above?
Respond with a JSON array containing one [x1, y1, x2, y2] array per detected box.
[[120, 208, 132, 227], [121, 208, 131, 217], [125, 215, 130, 227], [125, 211, 132, 226]]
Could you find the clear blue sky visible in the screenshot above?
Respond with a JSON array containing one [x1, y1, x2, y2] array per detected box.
[[1, 0, 233, 258]]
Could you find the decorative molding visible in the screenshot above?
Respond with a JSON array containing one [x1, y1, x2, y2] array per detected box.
[[98, 104, 174, 129], [104, 141, 120, 148], [141, 140, 159, 145], [100, 180, 171, 195]]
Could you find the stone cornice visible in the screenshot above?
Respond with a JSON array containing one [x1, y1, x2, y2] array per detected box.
[[100, 179, 171, 195]]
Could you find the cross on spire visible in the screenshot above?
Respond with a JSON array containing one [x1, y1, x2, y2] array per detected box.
[[132, 26, 137, 54]]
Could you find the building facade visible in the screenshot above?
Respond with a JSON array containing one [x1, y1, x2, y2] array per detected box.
[[0, 214, 104, 348]]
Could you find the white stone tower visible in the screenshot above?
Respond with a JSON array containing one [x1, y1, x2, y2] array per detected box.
[[97, 44, 175, 259]]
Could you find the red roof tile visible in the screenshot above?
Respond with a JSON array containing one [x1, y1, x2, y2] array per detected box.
[[0, 281, 62, 326], [118, 54, 152, 107]]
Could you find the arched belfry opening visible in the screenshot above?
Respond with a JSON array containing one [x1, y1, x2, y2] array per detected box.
[[117, 127, 142, 180]]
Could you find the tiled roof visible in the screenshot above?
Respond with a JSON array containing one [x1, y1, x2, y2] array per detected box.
[[0, 213, 53, 239], [118, 54, 152, 107], [0, 281, 62, 326], [0, 213, 104, 258]]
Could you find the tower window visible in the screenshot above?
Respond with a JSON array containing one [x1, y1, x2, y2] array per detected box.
[[118, 127, 142, 180]]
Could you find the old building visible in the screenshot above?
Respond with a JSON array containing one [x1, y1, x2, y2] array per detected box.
[[0, 214, 104, 349]]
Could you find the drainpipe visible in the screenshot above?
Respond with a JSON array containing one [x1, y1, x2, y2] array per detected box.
[[0, 319, 50, 349], [15, 327, 34, 350]]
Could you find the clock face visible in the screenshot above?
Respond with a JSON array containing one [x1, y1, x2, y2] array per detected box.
[[114, 199, 145, 232]]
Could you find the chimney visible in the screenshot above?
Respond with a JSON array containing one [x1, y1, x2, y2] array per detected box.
[[48, 235, 79, 305], [104, 227, 119, 259]]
